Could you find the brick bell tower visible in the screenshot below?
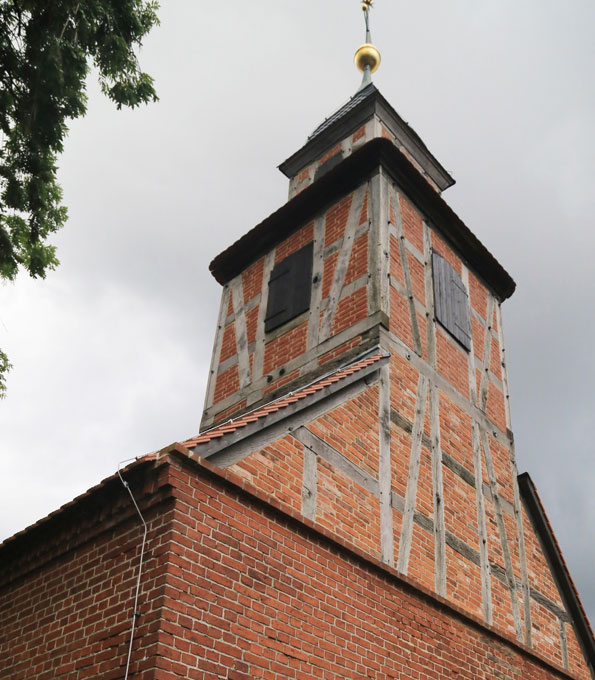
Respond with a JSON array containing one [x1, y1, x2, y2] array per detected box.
[[188, 4, 595, 677]]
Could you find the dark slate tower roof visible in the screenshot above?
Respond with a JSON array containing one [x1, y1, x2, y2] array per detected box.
[[279, 83, 455, 194], [308, 83, 379, 140], [210, 138, 516, 301]]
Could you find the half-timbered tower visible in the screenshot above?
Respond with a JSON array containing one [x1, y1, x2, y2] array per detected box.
[[1, 5, 593, 680], [189, 8, 595, 679]]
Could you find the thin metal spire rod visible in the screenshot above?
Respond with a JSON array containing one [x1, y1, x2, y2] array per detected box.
[[354, 1, 380, 92]]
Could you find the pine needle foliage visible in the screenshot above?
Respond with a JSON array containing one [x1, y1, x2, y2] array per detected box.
[[0, 0, 160, 396]]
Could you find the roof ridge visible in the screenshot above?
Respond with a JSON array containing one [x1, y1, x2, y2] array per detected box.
[[196, 345, 384, 438], [182, 347, 388, 449], [518, 472, 595, 663]]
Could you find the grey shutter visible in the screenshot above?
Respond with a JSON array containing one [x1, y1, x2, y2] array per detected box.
[[432, 252, 471, 351], [265, 242, 313, 333], [433, 252, 450, 332], [450, 274, 471, 350]]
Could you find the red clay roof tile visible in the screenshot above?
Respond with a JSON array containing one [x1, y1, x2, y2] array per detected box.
[[181, 351, 386, 449]]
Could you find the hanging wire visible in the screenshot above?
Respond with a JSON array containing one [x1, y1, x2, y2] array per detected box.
[[118, 457, 148, 680]]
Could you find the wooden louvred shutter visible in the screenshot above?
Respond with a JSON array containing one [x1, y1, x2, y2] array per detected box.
[[291, 242, 313, 318], [432, 252, 471, 351], [450, 272, 472, 349]]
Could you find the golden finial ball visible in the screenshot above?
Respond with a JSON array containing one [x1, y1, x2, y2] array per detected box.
[[354, 43, 381, 73]]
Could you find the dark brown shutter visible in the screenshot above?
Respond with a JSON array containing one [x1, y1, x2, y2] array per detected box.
[[265, 242, 313, 333], [264, 258, 291, 332], [314, 152, 343, 181], [432, 252, 471, 351], [291, 242, 314, 318]]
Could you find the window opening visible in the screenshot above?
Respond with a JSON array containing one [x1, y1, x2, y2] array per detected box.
[[265, 242, 313, 333], [432, 251, 471, 350]]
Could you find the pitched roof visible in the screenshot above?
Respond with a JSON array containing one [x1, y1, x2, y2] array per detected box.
[[279, 85, 454, 192], [210, 138, 516, 301], [308, 83, 377, 140], [518, 473, 595, 673], [0, 454, 158, 554], [182, 350, 387, 448]]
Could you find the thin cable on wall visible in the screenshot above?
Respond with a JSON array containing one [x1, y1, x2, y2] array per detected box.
[[118, 457, 148, 680]]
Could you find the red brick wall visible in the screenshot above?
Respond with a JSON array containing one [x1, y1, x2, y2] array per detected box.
[[200, 171, 592, 677], [230, 435, 304, 515], [206, 182, 371, 426], [229, 385, 382, 561], [160, 454, 588, 679], [221, 369, 589, 677], [309, 387, 380, 478], [0, 454, 590, 679], [524, 503, 566, 608], [0, 461, 172, 680], [569, 626, 590, 679], [385, 188, 525, 635]]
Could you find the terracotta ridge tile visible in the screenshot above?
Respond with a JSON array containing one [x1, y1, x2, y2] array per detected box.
[[181, 349, 387, 449]]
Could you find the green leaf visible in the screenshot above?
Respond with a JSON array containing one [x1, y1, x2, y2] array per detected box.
[[0, 348, 11, 400], [0, 0, 160, 395]]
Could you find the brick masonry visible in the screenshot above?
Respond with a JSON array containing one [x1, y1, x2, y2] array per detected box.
[[0, 451, 589, 679], [197, 125, 592, 676], [1, 89, 592, 680], [202, 180, 372, 429]]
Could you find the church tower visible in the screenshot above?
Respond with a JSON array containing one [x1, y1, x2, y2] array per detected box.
[[2, 5, 594, 679], [187, 4, 595, 677]]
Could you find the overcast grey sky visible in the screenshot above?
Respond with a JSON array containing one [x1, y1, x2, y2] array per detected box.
[[1, 1, 593, 625]]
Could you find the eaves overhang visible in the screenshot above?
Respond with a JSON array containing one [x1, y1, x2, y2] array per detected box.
[[0, 455, 158, 564], [210, 137, 516, 301], [278, 84, 455, 193]]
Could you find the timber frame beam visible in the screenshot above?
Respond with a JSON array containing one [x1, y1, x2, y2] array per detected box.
[[191, 352, 389, 466], [210, 139, 515, 301], [519, 473, 595, 678]]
